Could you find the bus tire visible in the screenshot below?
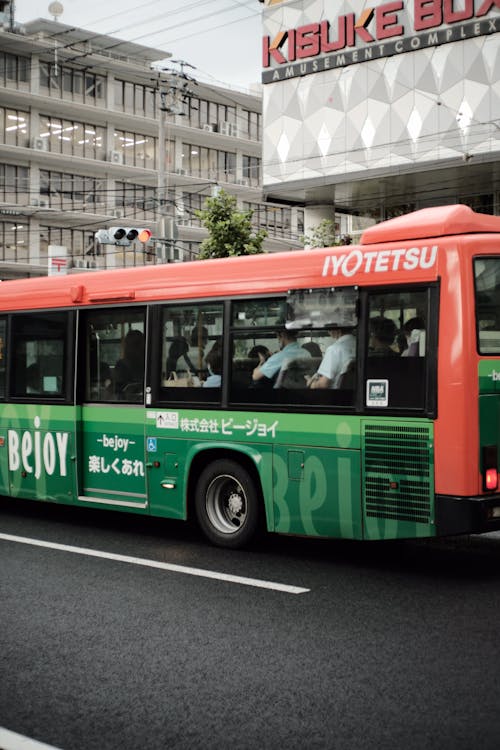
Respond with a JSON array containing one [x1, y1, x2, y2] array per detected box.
[[194, 458, 261, 548]]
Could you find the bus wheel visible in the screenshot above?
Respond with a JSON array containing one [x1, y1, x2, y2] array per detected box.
[[195, 459, 260, 548]]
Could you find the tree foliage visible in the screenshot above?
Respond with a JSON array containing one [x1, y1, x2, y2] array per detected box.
[[301, 218, 351, 248], [195, 189, 267, 259]]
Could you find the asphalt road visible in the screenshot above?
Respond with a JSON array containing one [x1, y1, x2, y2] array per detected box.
[[1, 496, 500, 750]]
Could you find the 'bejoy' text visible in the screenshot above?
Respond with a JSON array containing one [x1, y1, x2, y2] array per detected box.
[[321, 245, 438, 277], [8, 416, 69, 479]]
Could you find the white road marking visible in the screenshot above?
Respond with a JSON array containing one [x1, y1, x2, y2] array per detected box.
[[0, 726, 63, 750], [0, 532, 310, 595]]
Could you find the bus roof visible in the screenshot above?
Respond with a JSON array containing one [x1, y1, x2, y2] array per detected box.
[[360, 204, 500, 245], [0, 204, 498, 311]]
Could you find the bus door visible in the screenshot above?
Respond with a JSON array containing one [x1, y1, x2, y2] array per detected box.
[[76, 308, 148, 510]]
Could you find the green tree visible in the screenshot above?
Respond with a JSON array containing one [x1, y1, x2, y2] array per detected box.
[[301, 218, 351, 248], [195, 189, 267, 259]]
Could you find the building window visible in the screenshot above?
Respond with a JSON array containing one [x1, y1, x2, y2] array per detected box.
[[192, 96, 236, 130], [242, 109, 261, 141], [115, 182, 158, 220], [39, 171, 106, 212], [0, 221, 28, 263], [182, 142, 237, 182], [38, 115, 105, 159], [0, 107, 29, 147], [114, 79, 157, 118], [0, 52, 29, 88], [242, 155, 261, 186], [244, 202, 292, 239], [0, 164, 29, 204], [40, 63, 105, 105], [113, 130, 156, 169], [40, 225, 95, 268]]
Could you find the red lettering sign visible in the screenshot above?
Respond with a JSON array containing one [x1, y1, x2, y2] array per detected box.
[[296, 23, 320, 59], [477, 0, 500, 16], [443, 0, 474, 23], [414, 0, 442, 31], [376, 1, 404, 38]]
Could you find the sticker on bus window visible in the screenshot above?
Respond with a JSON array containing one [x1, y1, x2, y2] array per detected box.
[[366, 379, 389, 407]]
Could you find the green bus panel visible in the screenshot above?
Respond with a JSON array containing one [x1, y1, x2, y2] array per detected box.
[[0, 404, 76, 503], [0, 403, 436, 542], [272, 444, 362, 538]]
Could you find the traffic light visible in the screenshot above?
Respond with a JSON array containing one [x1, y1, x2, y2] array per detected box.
[[95, 227, 153, 246]]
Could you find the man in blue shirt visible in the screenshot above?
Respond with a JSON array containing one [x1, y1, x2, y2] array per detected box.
[[252, 328, 310, 387]]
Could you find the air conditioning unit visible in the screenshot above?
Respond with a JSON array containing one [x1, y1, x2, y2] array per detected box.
[[202, 124, 214, 132], [110, 208, 124, 219], [31, 196, 49, 207], [108, 150, 124, 165], [229, 125, 239, 138], [175, 168, 187, 175], [177, 218, 190, 226], [31, 137, 48, 152], [236, 178, 250, 186], [218, 121, 231, 136]]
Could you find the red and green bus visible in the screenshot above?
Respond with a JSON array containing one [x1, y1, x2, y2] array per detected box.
[[1, 203, 500, 547]]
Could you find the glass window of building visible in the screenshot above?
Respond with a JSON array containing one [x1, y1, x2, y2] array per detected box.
[[0, 221, 28, 263], [0, 164, 29, 204], [1, 108, 29, 147], [114, 130, 156, 169], [40, 63, 105, 105], [0, 53, 29, 89], [242, 155, 261, 186], [114, 79, 156, 117], [38, 115, 105, 159]]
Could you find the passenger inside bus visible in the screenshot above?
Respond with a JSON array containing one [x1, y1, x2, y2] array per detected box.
[[203, 342, 222, 388], [113, 328, 145, 399], [400, 317, 425, 357], [307, 326, 356, 389], [248, 344, 271, 363], [166, 336, 195, 376], [252, 326, 311, 388], [368, 317, 398, 356], [188, 324, 209, 376]]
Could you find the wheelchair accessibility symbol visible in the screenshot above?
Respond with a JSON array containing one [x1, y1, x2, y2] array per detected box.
[[147, 437, 157, 452]]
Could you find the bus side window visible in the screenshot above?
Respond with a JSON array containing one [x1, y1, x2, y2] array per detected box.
[[10, 311, 69, 399], [366, 289, 429, 410], [0, 318, 6, 400], [83, 308, 146, 403], [160, 302, 224, 399]]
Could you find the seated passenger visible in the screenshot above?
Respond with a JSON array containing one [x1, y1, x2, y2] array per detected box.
[[248, 344, 271, 364], [166, 336, 195, 375], [400, 317, 425, 357], [252, 327, 310, 387], [308, 327, 356, 389], [368, 317, 398, 356], [203, 342, 222, 388], [114, 329, 145, 396]]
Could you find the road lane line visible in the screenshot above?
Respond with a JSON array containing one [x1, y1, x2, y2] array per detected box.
[[0, 727, 63, 750], [0, 532, 310, 595]]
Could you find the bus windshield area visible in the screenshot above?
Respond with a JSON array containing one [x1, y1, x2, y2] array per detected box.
[[475, 258, 500, 354]]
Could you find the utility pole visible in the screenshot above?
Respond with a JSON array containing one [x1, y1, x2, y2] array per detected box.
[[155, 61, 197, 262]]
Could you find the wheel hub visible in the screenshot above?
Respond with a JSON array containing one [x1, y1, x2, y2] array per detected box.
[[227, 491, 244, 516]]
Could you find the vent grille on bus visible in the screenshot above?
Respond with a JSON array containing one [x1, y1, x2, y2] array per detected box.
[[363, 423, 432, 524]]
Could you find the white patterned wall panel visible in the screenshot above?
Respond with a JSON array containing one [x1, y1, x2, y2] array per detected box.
[[262, 0, 500, 189]]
